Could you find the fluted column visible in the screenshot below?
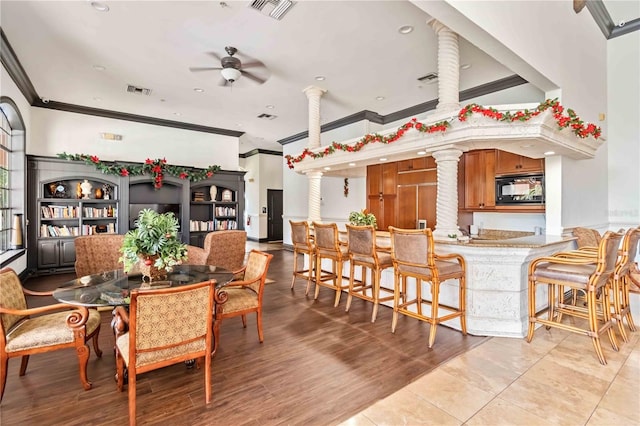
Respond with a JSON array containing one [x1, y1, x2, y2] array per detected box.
[[432, 149, 463, 240], [303, 86, 327, 149], [306, 170, 323, 222], [303, 86, 327, 222], [428, 20, 460, 113]]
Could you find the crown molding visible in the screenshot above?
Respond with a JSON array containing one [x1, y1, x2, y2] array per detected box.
[[0, 28, 38, 105], [586, 0, 640, 39], [240, 149, 283, 158]]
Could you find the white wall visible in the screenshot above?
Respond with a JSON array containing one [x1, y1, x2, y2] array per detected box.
[[30, 108, 240, 170], [242, 152, 284, 240]]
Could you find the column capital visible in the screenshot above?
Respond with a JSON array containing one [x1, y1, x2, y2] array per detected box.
[[427, 18, 450, 34], [303, 86, 327, 98], [304, 170, 324, 178], [432, 148, 463, 163]]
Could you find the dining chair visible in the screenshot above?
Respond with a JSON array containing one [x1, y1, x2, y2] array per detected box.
[[345, 224, 394, 322], [527, 230, 623, 365], [113, 280, 216, 425], [74, 234, 125, 277], [202, 230, 247, 272], [312, 222, 349, 306], [289, 220, 315, 294], [0, 267, 102, 402], [389, 227, 467, 348], [217, 250, 274, 343]]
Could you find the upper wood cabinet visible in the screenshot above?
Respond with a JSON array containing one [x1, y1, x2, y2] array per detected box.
[[366, 163, 397, 231], [462, 150, 495, 210], [397, 157, 436, 172], [495, 150, 544, 175]]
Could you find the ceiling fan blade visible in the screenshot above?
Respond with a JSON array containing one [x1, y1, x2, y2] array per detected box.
[[241, 70, 266, 84], [241, 60, 266, 69], [189, 66, 222, 72], [207, 51, 223, 62]]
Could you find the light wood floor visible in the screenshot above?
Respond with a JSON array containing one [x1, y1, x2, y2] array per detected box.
[[1, 248, 486, 425]]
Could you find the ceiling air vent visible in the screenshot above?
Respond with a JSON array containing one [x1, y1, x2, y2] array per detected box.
[[126, 84, 152, 96], [257, 113, 277, 120], [417, 72, 438, 83], [249, 0, 295, 20]]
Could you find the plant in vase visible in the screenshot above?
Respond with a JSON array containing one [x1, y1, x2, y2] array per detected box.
[[348, 209, 377, 229], [120, 209, 188, 281]]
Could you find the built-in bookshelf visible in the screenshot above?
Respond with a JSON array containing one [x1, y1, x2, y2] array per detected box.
[[189, 183, 240, 247]]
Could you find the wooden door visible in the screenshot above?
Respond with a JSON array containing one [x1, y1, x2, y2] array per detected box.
[[396, 186, 417, 229], [418, 184, 437, 230], [464, 150, 495, 209]]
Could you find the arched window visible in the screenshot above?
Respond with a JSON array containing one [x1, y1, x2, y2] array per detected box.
[[0, 97, 26, 255]]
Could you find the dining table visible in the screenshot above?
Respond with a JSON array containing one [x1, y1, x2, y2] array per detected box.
[[53, 264, 234, 355]]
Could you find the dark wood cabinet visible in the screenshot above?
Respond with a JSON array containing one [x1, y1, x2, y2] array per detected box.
[[462, 150, 495, 210], [495, 150, 544, 175], [37, 239, 76, 269]]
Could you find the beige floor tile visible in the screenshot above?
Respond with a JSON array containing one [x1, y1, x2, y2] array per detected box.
[[587, 405, 639, 426], [499, 374, 598, 425], [465, 337, 548, 375], [404, 369, 495, 422], [358, 389, 462, 426], [440, 350, 520, 394], [544, 340, 623, 382], [466, 397, 555, 426], [338, 413, 377, 426], [596, 374, 640, 423]]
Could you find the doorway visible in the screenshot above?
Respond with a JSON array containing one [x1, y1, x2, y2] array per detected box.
[[267, 189, 283, 241]]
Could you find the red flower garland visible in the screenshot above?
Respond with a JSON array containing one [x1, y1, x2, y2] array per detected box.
[[284, 99, 601, 169]]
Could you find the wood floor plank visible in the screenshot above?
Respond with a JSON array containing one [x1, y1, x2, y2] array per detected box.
[[1, 249, 487, 425]]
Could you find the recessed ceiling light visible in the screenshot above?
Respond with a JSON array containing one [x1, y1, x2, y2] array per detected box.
[[193, 88, 204, 93], [460, 64, 472, 70], [91, 2, 109, 12], [315, 76, 326, 81], [266, 104, 275, 109], [324, 167, 331, 171], [544, 151, 555, 156], [375, 96, 385, 101], [417, 151, 426, 155], [92, 65, 105, 71], [173, 112, 181, 116], [349, 162, 356, 166], [380, 158, 388, 162], [398, 25, 414, 34]]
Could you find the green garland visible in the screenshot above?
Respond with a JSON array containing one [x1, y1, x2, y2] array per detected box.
[[57, 153, 221, 189]]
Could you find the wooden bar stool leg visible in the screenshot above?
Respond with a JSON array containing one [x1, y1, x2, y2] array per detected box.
[[587, 289, 608, 365], [602, 284, 619, 352], [346, 261, 355, 312], [612, 277, 629, 343], [334, 259, 343, 307], [623, 276, 637, 332], [527, 276, 536, 343], [392, 271, 401, 333], [428, 282, 439, 348], [459, 275, 467, 335]]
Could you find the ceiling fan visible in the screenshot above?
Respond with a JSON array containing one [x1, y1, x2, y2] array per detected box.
[[189, 46, 268, 86]]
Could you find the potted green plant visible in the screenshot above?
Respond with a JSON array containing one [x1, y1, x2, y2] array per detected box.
[[348, 209, 377, 229], [120, 209, 188, 281]]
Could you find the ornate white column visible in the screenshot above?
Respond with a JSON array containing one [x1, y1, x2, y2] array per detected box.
[[432, 149, 463, 240], [303, 86, 327, 222], [428, 20, 460, 114], [303, 86, 327, 149], [306, 170, 323, 222]]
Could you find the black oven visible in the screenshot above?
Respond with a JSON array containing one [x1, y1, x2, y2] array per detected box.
[[495, 174, 544, 205]]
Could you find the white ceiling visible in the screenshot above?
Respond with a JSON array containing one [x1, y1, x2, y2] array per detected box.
[[1, 1, 529, 154]]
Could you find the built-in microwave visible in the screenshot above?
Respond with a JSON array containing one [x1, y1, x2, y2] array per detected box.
[[495, 174, 544, 205]]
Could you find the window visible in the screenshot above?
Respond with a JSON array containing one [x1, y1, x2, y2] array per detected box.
[[0, 109, 11, 253]]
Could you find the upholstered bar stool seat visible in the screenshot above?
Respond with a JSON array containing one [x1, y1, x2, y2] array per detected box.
[[527, 231, 623, 365], [389, 227, 467, 348]]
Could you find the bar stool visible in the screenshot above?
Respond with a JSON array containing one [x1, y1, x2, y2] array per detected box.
[[389, 226, 467, 348], [611, 227, 640, 341], [345, 224, 394, 322], [289, 220, 315, 295], [312, 222, 349, 306], [527, 230, 623, 365]]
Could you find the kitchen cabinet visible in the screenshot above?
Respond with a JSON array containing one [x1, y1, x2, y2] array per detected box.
[[462, 150, 495, 210], [495, 150, 544, 175], [366, 163, 397, 231], [396, 184, 437, 230]]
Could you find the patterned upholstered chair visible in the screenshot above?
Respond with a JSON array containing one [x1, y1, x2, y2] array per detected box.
[[0, 268, 102, 402], [289, 220, 315, 294], [527, 231, 623, 365], [572, 227, 602, 249], [74, 234, 125, 277], [202, 230, 247, 272], [217, 250, 273, 343], [312, 222, 349, 306], [345, 224, 394, 323], [114, 280, 216, 425], [186, 244, 207, 265], [389, 227, 467, 348]]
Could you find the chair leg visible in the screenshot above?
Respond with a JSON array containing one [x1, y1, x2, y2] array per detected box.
[[526, 277, 536, 343], [306, 254, 314, 296], [241, 314, 247, 328], [622, 276, 637, 332], [346, 262, 355, 312], [371, 268, 380, 323], [290, 250, 298, 289], [612, 278, 629, 343], [92, 324, 103, 358], [334, 259, 343, 307], [428, 282, 440, 348], [76, 343, 93, 391], [459, 276, 467, 335], [205, 352, 212, 404], [128, 366, 137, 426], [392, 272, 401, 333], [256, 311, 264, 343], [0, 354, 8, 402], [19, 355, 29, 376], [601, 285, 619, 352], [116, 353, 125, 392]]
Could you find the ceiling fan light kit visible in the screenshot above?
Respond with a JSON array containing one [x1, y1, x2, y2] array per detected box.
[[221, 67, 242, 83]]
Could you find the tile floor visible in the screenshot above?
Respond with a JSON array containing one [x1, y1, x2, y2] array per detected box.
[[340, 322, 639, 426], [249, 241, 638, 425]]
